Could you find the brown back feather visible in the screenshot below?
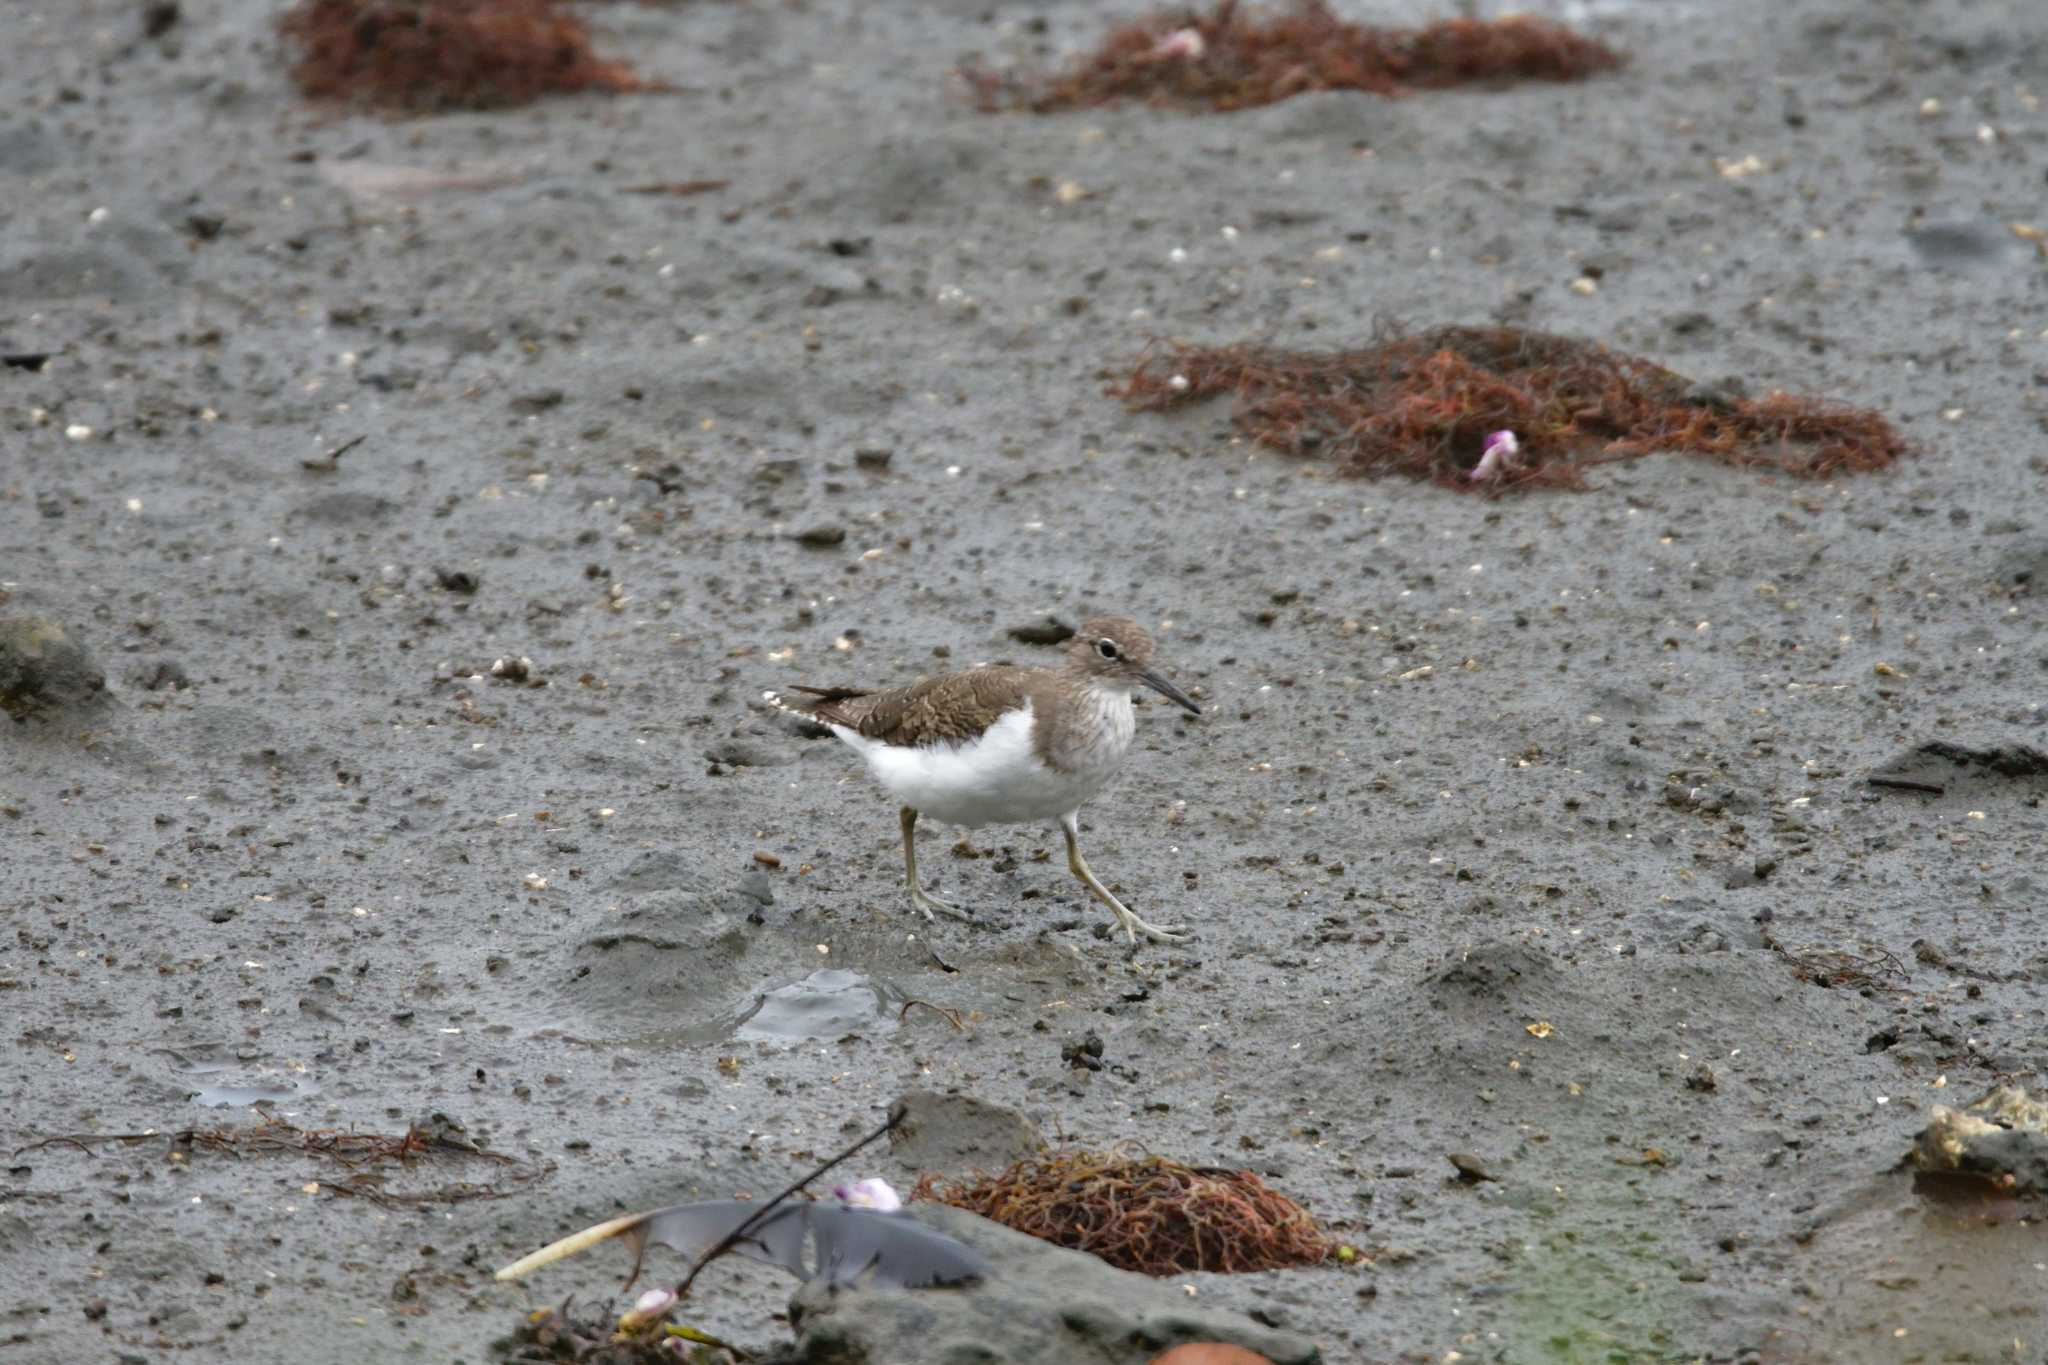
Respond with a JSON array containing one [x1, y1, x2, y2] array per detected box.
[[794, 667, 1040, 748]]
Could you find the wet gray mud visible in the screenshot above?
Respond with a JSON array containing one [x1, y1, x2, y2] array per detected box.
[[2, 1, 2044, 1362]]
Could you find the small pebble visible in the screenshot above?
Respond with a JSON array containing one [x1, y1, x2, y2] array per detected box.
[[1447, 1152, 1500, 1183]]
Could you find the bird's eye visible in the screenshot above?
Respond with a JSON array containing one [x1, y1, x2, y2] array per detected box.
[[1096, 639, 1120, 660]]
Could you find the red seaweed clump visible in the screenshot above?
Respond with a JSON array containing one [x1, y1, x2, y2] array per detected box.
[[962, 0, 1623, 113], [1116, 325, 1909, 492], [278, 0, 650, 112], [913, 1147, 1336, 1275]]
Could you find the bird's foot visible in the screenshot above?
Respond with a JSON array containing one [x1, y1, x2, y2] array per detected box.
[[911, 885, 985, 926], [1113, 905, 1187, 944]]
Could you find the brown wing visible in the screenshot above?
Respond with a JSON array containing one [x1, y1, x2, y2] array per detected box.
[[776, 667, 1037, 748]]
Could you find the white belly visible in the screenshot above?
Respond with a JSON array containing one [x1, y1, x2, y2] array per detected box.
[[831, 699, 1126, 828]]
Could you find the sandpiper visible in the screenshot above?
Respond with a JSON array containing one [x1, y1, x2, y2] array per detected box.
[[765, 617, 1201, 943]]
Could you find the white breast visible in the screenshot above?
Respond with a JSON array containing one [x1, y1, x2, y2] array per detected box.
[[1067, 684, 1137, 771], [831, 697, 1129, 828]]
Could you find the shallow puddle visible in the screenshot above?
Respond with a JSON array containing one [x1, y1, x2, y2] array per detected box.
[[164, 1046, 312, 1109], [732, 968, 901, 1045], [1901, 221, 2037, 274], [191, 1082, 302, 1109], [601, 968, 907, 1048]]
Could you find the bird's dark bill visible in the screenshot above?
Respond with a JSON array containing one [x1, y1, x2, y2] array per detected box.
[[1138, 669, 1202, 715]]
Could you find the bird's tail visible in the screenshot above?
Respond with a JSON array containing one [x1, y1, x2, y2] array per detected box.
[[762, 684, 864, 719]]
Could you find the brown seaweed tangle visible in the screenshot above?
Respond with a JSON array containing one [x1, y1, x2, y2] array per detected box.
[[962, 0, 1623, 114], [1115, 325, 1908, 493], [279, 0, 652, 113], [912, 1145, 1334, 1275]]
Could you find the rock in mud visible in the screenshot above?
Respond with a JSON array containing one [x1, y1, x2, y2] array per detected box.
[[1006, 616, 1075, 645], [888, 1090, 1044, 1171], [0, 615, 108, 718], [782, 1203, 1320, 1365], [794, 524, 846, 547], [1871, 741, 2048, 792], [1909, 1086, 2048, 1196]]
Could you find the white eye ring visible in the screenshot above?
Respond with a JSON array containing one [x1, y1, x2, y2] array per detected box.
[[1096, 639, 1119, 660]]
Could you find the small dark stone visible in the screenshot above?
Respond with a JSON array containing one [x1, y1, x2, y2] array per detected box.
[[795, 524, 846, 548], [1061, 1031, 1106, 1071], [434, 568, 480, 594], [1007, 618, 1075, 646], [0, 616, 108, 719], [1447, 1152, 1501, 1183], [508, 389, 565, 415]]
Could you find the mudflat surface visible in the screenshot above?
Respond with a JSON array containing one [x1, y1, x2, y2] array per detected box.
[[3, 1, 2044, 1362]]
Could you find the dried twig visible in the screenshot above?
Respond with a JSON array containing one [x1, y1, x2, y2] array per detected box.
[[1765, 932, 1910, 992], [1867, 776, 1945, 795], [15, 1116, 549, 1208], [899, 1000, 966, 1030], [620, 180, 730, 197]]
